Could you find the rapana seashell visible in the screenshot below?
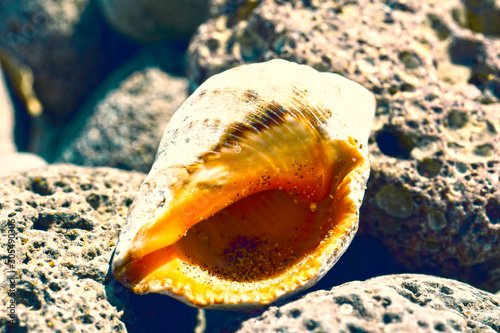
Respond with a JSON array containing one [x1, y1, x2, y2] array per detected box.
[[112, 59, 375, 309]]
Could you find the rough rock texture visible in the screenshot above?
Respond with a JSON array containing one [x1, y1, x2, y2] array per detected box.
[[0, 165, 200, 332], [187, 0, 500, 291], [97, 0, 209, 42], [0, 0, 134, 121], [0, 65, 15, 153], [231, 274, 500, 333], [52, 49, 188, 173]]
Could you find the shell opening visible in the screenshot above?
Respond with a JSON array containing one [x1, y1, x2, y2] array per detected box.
[[178, 188, 336, 282]]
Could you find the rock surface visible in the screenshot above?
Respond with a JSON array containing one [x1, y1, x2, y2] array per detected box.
[[97, 0, 209, 42], [0, 165, 200, 332], [187, 0, 500, 291], [232, 274, 500, 333], [52, 47, 188, 172]]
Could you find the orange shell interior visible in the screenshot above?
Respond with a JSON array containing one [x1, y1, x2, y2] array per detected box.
[[113, 115, 367, 308]]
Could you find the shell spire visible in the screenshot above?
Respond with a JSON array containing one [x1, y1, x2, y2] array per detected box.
[[112, 59, 375, 309]]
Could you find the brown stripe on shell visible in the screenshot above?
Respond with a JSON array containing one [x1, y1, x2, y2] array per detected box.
[[182, 100, 331, 188]]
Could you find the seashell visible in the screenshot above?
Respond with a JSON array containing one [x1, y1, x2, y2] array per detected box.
[[112, 59, 375, 309]]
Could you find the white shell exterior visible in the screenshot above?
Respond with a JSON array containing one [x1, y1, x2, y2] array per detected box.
[[112, 59, 376, 309]]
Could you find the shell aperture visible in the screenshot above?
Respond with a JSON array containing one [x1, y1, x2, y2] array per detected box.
[[112, 59, 375, 309]]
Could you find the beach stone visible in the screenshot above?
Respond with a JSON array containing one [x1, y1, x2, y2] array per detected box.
[[0, 165, 200, 332], [97, 0, 209, 42], [232, 274, 500, 333], [52, 47, 188, 173], [0, 0, 134, 121], [0, 65, 16, 154], [186, 0, 500, 291]]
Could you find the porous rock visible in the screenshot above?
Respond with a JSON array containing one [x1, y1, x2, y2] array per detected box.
[[53, 50, 188, 173], [0, 165, 199, 332], [0, 0, 128, 121], [232, 274, 500, 333], [187, 0, 500, 290], [97, 0, 209, 42]]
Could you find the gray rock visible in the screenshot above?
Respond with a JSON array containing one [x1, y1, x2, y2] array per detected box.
[[0, 152, 47, 175], [53, 50, 188, 173], [0, 164, 201, 332], [0, 0, 125, 121], [0, 65, 15, 154], [97, 0, 209, 42], [0, 165, 141, 331], [232, 274, 500, 333], [186, 0, 500, 291]]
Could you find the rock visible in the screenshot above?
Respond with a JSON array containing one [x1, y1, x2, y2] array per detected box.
[[188, 0, 499, 98], [0, 65, 16, 153], [0, 0, 136, 121], [52, 46, 188, 173], [0, 165, 200, 332], [0, 152, 47, 175], [97, 0, 209, 42], [231, 274, 500, 333], [186, 0, 500, 291]]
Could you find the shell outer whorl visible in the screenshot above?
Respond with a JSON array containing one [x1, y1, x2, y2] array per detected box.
[[152, 59, 374, 173], [112, 59, 376, 309]]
